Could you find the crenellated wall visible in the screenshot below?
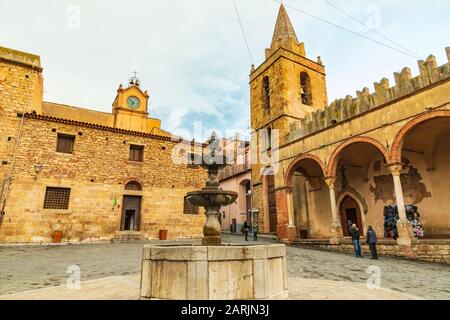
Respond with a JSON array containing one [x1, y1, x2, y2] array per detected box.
[[288, 48, 450, 142]]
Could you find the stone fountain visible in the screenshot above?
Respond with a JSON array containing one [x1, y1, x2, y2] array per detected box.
[[186, 134, 238, 246], [139, 134, 288, 300]]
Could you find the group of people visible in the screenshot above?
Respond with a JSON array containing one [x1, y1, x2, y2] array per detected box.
[[384, 204, 424, 239], [350, 225, 379, 259]]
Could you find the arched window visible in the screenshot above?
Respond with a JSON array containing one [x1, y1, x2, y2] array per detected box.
[[261, 127, 272, 151], [125, 181, 142, 191], [300, 72, 312, 106], [262, 76, 270, 113]]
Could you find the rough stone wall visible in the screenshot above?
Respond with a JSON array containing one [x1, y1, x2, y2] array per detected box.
[[0, 116, 207, 243], [0, 49, 43, 213]]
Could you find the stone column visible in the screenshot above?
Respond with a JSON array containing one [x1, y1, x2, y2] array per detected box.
[[287, 188, 295, 227], [275, 187, 298, 242], [286, 187, 298, 242], [325, 177, 342, 244], [387, 164, 413, 246]]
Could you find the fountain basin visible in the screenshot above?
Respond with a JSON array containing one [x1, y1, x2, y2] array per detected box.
[[186, 189, 238, 207], [139, 244, 288, 300]]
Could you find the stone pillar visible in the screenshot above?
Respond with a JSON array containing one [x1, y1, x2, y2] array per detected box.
[[286, 187, 298, 242], [275, 187, 297, 242], [325, 177, 342, 244], [387, 164, 413, 246]]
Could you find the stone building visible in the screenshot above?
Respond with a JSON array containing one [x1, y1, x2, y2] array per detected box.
[[218, 137, 251, 233], [250, 5, 450, 262], [0, 46, 206, 243]]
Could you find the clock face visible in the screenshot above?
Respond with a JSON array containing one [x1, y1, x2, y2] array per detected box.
[[127, 96, 141, 109]]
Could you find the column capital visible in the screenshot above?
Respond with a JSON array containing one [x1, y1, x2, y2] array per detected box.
[[324, 176, 336, 188], [386, 162, 403, 176]]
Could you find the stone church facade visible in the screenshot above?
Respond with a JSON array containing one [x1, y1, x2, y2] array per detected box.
[[0, 46, 206, 243], [251, 5, 450, 261]]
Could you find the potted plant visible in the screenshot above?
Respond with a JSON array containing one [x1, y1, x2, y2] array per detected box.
[[159, 229, 168, 240]]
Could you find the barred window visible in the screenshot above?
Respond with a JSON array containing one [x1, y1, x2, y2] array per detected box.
[[183, 196, 199, 215], [129, 145, 144, 162], [43, 187, 71, 210], [56, 134, 75, 154]]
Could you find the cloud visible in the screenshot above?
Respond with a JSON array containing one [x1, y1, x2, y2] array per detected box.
[[0, 0, 448, 141]]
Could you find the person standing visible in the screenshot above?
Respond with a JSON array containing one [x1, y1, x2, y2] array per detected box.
[[350, 224, 362, 258], [243, 221, 250, 241], [366, 226, 378, 260], [253, 221, 258, 241]]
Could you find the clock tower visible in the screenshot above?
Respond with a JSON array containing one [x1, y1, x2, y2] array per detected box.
[[112, 73, 156, 132]]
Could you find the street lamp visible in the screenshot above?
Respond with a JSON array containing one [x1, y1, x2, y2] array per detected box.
[[34, 163, 43, 180]]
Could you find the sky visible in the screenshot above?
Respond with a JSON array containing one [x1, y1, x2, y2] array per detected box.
[[0, 0, 449, 141]]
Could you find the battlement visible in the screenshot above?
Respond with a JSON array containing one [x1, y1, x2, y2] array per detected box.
[[287, 48, 450, 142], [0, 46, 41, 70]]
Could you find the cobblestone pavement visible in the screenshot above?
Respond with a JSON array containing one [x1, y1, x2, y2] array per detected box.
[[0, 234, 449, 299]]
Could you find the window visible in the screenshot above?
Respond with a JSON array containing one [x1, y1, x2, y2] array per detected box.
[[129, 145, 144, 162], [56, 134, 75, 154], [125, 181, 142, 191], [43, 187, 71, 210], [261, 127, 272, 151], [262, 76, 270, 113], [183, 196, 199, 215], [300, 72, 312, 106]]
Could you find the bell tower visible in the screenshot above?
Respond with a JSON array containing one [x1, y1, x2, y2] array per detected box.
[[112, 73, 151, 132], [250, 4, 328, 142]]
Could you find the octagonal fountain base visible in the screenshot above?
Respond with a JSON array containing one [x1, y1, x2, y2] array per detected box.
[[139, 244, 288, 300]]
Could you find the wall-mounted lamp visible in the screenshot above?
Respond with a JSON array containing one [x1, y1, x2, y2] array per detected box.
[[34, 163, 43, 180]]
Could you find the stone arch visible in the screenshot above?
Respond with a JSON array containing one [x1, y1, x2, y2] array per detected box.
[[125, 181, 143, 191], [326, 137, 389, 177], [285, 154, 326, 188], [337, 193, 367, 237], [390, 110, 450, 163]]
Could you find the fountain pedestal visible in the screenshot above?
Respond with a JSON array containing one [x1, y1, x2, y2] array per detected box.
[[139, 244, 288, 300]]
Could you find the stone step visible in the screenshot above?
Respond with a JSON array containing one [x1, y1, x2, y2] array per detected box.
[[113, 231, 147, 242]]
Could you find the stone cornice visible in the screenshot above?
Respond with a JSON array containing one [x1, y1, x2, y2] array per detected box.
[[250, 47, 325, 82]]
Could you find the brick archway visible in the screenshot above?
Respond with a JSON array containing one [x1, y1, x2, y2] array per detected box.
[[285, 154, 326, 188], [390, 110, 450, 163], [326, 137, 389, 177]]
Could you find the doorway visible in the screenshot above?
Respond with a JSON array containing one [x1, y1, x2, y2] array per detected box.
[[267, 175, 278, 234], [121, 196, 142, 231], [339, 196, 363, 237]]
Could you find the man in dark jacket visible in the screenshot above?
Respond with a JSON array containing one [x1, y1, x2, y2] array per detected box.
[[366, 225, 378, 259], [350, 224, 362, 258], [243, 221, 250, 241]]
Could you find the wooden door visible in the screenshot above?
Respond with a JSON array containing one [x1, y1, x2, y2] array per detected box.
[[340, 196, 363, 237], [267, 175, 278, 234], [121, 196, 142, 231]]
